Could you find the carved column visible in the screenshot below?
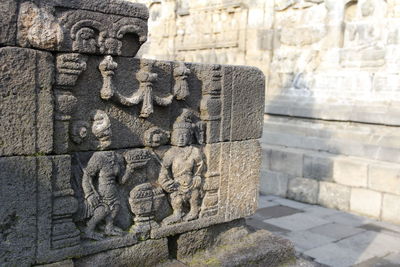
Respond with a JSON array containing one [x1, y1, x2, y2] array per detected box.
[[54, 53, 87, 154], [200, 64, 222, 218]]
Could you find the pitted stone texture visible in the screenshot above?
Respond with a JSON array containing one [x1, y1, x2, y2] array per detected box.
[[222, 140, 261, 220], [73, 239, 169, 267], [288, 178, 319, 204], [175, 219, 295, 267], [318, 181, 351, 211], [0, 47, 54, 157], [17, 0, 148, 56], [0, 0, 18, 46], [56, 57, 265, 152]]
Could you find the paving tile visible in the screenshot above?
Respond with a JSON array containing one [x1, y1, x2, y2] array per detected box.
[[264, 213, 330, 232], [353, 256, 400, 267], [246, 217, 290, 234], [309, 223, 365, 240], [324, 212, 373, 227], [258, 196, 279, 209], [260, 194, 281, 201], [303, 205, 341, 218], [358, 223, 400, 237], [304, 242, 366, 267], [383, 253, 400, 264], [335, 231, 400, 259], [272, 197, 313, 210], [255, 205, 303, 220], [365, 220, 400, 234], [283, 230, 336, 251]]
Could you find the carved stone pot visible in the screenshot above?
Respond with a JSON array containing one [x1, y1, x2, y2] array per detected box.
[[129, 183, 165, 239]]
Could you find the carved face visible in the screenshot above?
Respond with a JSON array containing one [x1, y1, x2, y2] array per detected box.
[[172, 128, 192, 147], [79, 28, 95, 40], [361, 1, 374, 17]]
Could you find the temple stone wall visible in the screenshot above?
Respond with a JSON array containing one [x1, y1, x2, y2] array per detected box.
[[134, 0, 400, 224]]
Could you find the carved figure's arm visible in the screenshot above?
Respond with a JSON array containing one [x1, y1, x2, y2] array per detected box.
[[158, 152, 176, 193], [82, 154, 101, 208]]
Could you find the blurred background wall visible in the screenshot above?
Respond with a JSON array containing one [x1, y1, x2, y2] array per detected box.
[[131, 0, 400, 224]]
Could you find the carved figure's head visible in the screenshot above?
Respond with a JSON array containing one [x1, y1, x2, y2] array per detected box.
[[91, 110, 112, 149], [78, 28, 95, 40], [171, 110, 194, 147], [144, 127, 170, 148], [361, 0, 374, 17]]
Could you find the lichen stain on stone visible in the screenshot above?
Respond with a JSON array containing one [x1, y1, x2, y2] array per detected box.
[[19, 2, 63, 49]]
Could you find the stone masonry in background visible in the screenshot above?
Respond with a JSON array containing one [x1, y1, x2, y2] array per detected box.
[[132, 0, 400, 225], [0, 1, 297, 266]]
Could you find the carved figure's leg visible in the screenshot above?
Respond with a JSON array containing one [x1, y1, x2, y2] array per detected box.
[[184, 189, 200, 221], [84, 205, 108, 240], [104, 204, 124, 236], [162, 192, 184, 225]]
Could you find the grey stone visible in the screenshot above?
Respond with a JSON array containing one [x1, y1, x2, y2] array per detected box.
[[73, 239, 169, 267], [303, 155, 334, 181], [288, 177, 319, 204], [269, 148, 303, 176], [0, 0, 18, 45], [0, 47, 54, 157], [260, 170, 290, 197], [318, 181, 351, 211], [283, 230, 336, 252], [309, 223, 365, 240], [17, 0, 149, 56], [175, 219, 295, 267], [254, 205, 303, 220], [265, 213, 330, 232]]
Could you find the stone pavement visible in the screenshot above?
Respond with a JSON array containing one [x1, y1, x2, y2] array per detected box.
[[247, 195, 400, 267]]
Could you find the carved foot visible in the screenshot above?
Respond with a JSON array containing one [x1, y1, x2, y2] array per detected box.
[[162, 213, 182, 226], [183, 210, 199, 222], [105, 225, 125, 236], [84, 230, 105, 241]]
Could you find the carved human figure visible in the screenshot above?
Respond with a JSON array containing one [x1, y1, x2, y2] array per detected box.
[[158, 110, 205, 225], [82, 110, 146, 240], [173, 63, 191, 100]]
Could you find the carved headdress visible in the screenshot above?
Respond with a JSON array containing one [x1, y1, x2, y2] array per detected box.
[[173, 109, 194, 134]]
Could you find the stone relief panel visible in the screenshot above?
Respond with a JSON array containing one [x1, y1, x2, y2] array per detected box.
[[18, 0, 149, 56]]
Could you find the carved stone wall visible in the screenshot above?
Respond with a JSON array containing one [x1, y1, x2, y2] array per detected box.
[[133, 0, 400, 224], [0, 1, 264, 266]]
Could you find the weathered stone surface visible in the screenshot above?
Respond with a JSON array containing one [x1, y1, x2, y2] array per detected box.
[[288, 178, 319, 204], [303, 154, 333, 181], [318, 182, 351, 211], [269, 148, 303, 177], [1, 1, 265, 265], [260, 170, 290, 197], [333, 158, 368, 188], [73, 239, 169, 267], [0, 47, 54, 157], [175, 219, 295, 267], [350, 188, 382, 218], [17, 0, 149, 56], [0, 0, 18, 45], [368, 163, 400, 195], [382, 193, 400, 224]]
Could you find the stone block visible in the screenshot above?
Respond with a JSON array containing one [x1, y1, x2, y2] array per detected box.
[[260, 170, 289, 197], [333, 158, 368, 187], [303, 154, 333, 181], [73, 239, 169, 267], [269, 148, 303, 176], [224, 140, 262, 220], [17, 0, 149, 57], [176, 219, 295, 267], [382, 193, 400, 224], [288, 177, 319, 204], [0, 0, 18, 45], [0, 47, 54, 157], [350, 188, 382, 218], [318, 181, 351, 211], [228, 66, 265, 141], [368, 163, 400, 195]]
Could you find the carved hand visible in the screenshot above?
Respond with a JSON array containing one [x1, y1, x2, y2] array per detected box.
[[192, 176, 202, 189], [86, 194, 100, 208], [162, 179, 178, 193]]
